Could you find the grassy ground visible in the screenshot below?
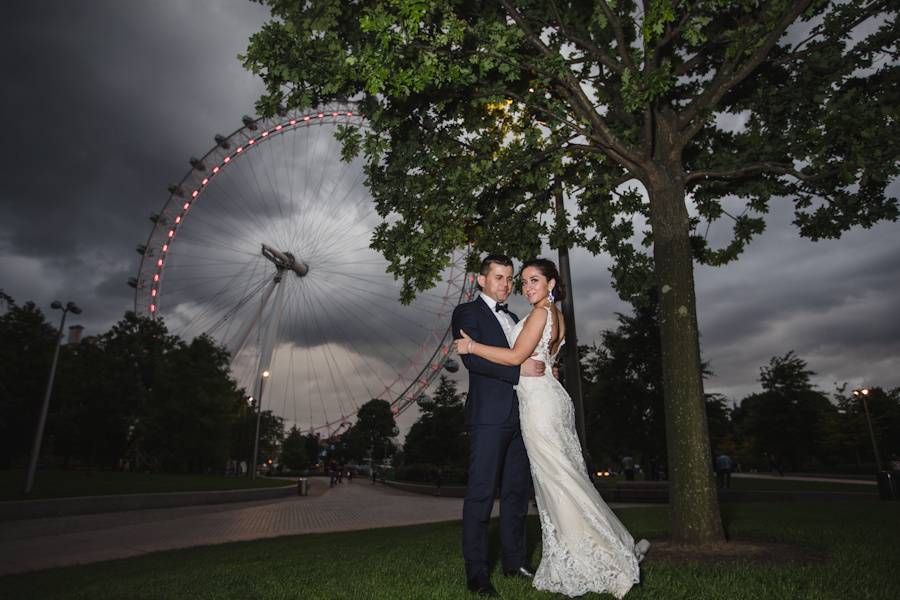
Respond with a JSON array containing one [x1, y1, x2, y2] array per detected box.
[[726, 476, 875, 493], [1, 502, 898, 599], [0, 470, 290, 501], [592, 475, 874, 494]]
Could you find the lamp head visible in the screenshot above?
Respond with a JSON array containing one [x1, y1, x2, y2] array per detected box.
[[51, 300, 63, 310], [67, 302, 82, 315]]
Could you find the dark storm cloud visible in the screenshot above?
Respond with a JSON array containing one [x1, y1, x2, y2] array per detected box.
[[1, 0, 271, 333]]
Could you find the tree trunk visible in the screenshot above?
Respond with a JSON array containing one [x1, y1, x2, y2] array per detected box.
[[647, 166, 725, 544]]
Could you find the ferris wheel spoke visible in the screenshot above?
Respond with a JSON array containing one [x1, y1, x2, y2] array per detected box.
[[177, 276, 272, 338], [316, 270, 452, 308], [297, 276, 413, 381], [300, 274, 428, 362]]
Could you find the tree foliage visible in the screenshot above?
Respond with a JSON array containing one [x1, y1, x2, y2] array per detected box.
[[0, 293, 58, 469], [0, 295, 277, 474], [733, 351, 835, 471], [245, 0, 898, 298], [403, 375, 468, 467]]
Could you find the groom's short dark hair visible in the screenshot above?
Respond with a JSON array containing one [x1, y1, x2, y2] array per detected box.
[[479, 254, 513, 276]]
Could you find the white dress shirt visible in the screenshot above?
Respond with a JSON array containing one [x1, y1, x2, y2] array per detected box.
[[479, 292, 515, 345]]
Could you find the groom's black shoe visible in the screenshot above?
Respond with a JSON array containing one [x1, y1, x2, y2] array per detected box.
[[466, 575, 498, 597], [503, 566, 535, 579]]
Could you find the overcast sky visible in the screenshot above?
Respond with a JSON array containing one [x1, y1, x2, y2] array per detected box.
[[2, 1, 898, 436]]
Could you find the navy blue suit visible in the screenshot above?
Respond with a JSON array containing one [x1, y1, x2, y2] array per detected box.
[[452, 296, 531, 580]]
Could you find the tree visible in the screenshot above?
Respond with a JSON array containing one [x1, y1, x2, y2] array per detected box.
[[732, 352, 835, 471], [140, 335, 246, 473], [232, 407, 285, 470], [348, 399, 399, 467], [281, 425, 309, 471], [581, 300, 666, 471], [831, 386, 900, 468], [245, 1, 899, 543], [403, 376, 468, 467], [0, 293, 58, 468], [582, 294, 726, 473]]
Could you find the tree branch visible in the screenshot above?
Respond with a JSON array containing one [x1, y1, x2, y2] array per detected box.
[[685, 161, 820, 185], [597, 0, 638, 71], [499, 0, 645, 173], [547, 0, 624, 74], [678, 0, 812, 142]]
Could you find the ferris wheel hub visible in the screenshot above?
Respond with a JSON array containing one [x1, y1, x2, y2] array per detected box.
[[261, 243, 309, 277]]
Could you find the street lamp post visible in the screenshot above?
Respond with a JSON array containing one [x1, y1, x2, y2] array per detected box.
[[852, 388, 882, 471], [24, 300, 81, 494], [250, 369, 271, 480]]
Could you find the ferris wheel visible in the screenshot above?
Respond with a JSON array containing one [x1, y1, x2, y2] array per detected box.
[[131, 101, 474, 435]]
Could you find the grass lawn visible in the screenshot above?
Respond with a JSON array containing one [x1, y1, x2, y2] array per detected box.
[[1, 502, 898, 599], [726, 476, 875, 493], [594, 475, 875, 494], [0, 470, 290, 501]]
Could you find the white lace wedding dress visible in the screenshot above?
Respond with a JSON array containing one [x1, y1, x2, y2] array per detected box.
[[513, 306, 646, 598]]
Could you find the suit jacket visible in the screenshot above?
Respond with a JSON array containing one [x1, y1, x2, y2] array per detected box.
[[451, 296, 520, 426]]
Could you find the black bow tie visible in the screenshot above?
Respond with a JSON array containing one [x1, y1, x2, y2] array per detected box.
[[495, 303, 511, 314]]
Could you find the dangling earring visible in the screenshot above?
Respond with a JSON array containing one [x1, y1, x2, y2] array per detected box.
[[548, 289, 555, 304]]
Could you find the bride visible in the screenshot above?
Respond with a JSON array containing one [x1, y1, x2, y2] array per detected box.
[[456, 258, 649, 598]]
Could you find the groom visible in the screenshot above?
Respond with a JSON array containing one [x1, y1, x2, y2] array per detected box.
[[452, 254, 544, 597]]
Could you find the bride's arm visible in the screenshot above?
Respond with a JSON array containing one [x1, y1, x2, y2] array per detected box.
[[456, 309, 547, 366]]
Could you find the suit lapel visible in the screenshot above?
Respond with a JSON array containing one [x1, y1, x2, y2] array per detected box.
[[476, 296, 511, 348]]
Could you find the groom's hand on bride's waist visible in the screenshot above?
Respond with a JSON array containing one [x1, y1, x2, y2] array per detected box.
[[520, 357, 545, 377]]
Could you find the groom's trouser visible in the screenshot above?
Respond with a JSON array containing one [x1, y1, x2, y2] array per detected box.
[[463, 409, 531, 580]]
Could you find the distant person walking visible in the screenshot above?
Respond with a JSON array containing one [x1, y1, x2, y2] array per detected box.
[[715, 453, 733, 489], [764, 451, 783, 476], [622, 456, 635, 481]]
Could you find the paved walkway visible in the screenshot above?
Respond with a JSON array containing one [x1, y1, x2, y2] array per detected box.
[[2, 482, 646, 576]]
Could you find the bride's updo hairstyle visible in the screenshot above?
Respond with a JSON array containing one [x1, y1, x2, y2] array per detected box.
[[521, 258, 566, 302]]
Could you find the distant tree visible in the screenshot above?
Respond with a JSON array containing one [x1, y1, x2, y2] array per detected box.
[[232, 407, 285, 471], [139, 335, 246, 472], [704, 394, 734, 457], [0, 295, 59, 468], [733, 352, 835, 471], [403, 376, 468, 468], [347, 399, 399, 467], [280, 425, 309, 471], [831, 386, 900, 468]]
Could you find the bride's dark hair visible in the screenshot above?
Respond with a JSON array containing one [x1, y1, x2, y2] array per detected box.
[[521, 258, 566, 302]]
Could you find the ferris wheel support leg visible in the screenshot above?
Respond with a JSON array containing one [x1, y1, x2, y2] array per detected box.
[[250, 275, 288, 479], [228, 278, 279, 359]]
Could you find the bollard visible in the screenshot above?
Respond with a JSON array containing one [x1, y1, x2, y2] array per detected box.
[[297, 477, 309, 496]]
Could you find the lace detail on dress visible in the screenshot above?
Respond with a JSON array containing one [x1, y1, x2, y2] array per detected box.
[[512, 306, 644, 599]]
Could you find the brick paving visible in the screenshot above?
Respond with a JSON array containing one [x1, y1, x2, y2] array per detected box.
[[0, 481, 520, 575]]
